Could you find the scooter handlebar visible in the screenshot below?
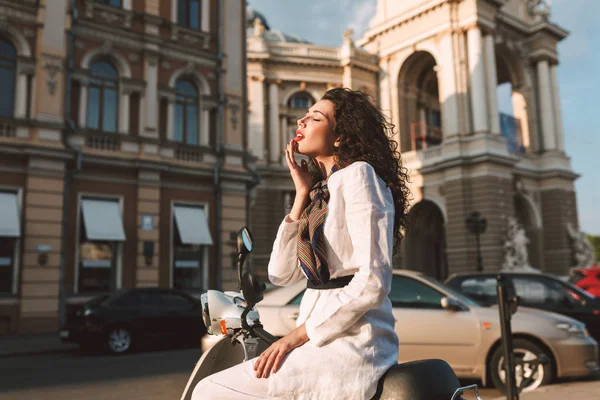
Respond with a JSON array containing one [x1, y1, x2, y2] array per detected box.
[[252, 325, 278, 346]]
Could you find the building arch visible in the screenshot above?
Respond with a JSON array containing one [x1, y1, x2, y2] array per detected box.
[[281, 88, 317, 108], [81, 45, 132, 79], [0, 26, 31, 57], [397, 51, 442, 152], [168, 67, 210, 95], [402, 199, 447, 280]]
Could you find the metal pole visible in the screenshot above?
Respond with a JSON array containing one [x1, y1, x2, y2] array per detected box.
[[475, 231, 483, 272], [497, 274, 519, 400]]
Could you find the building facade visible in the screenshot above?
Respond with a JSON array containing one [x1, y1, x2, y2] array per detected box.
[[0, 0, 251, 334], [248, 0, 582, 281]]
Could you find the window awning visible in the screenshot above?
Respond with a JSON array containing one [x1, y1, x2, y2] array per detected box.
[[81, 199, 126, 241], [0, 192, 21, 238], [174, 205, 213, 245]]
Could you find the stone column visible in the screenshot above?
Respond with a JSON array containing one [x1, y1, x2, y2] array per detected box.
[[438, 35, 460, 137], [467, 27, 488, 133], [200, 95, 210, 146], [536, 59, 556, 150], [166, 96, 175, 140], [144, 53, 159, 136], [78, 82, 88, 128], [269, 81, 280, 163], [484, 33, 500, 134], [14, 73, 28, 119], [280, 116, 288, 165], [249, 77, 265, 159], [119, 91, 130, 134], [550, 64, 564, 151]]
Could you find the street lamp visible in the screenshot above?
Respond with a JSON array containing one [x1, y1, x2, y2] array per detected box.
[[465, 211, 487, 272]]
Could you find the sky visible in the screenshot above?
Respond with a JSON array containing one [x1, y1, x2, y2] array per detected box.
[[248, 0, 600, 235]]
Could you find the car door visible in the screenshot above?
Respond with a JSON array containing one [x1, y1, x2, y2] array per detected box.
[[389, 275, 481, 375], [512, 275, 600, 339], [158, 291, 203, 339], [134, 290, 167, 339]]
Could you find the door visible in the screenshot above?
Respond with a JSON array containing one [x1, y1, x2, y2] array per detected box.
[[512, 275, 600, 339], [389, 275, 480, 375]]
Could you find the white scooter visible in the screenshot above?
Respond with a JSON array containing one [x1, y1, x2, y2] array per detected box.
[[181, 228, 483, 400]]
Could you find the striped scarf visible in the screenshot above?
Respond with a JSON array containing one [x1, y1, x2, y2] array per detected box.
[[297, 165, 339, 286]]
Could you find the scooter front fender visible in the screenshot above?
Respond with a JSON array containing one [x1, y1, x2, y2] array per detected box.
[[180, 335, 247, 400]]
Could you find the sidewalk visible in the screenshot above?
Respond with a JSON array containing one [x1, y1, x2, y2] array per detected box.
[[492, 379, 600, 400], [0, 333, 77, 358]]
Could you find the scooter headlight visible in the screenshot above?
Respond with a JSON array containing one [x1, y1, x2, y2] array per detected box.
[[200, 293, 213, 335]]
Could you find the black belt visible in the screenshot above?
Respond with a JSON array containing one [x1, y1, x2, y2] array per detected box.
[[306, 275, 355, 290]]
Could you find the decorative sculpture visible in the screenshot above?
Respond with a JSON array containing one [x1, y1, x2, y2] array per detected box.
[[566, 223, 595, 269], [501, 217, 539, 272], [526, 0, 552, 20], [253, 17, 266, 37]]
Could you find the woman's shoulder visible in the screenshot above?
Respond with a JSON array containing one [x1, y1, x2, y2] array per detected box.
[[331, 161, 383, 187]]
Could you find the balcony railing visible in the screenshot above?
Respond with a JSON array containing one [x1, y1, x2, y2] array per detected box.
[[85, 132, 121, 152], [0, 118, 17, 139], [410, 121, 442, 150]]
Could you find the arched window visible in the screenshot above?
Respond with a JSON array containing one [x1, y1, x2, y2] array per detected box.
[[288, 92, 314, 110], [178, 0, 201, 30], [174, 79, 199, 145], [0, 39, 17, 117], [87, 61, 119, 133]]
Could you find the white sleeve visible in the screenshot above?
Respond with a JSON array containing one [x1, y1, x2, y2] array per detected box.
[[305, 163, 394, 346], [267, 216, 305, 286]]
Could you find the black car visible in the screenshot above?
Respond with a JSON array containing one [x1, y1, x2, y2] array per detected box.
[[59, 288, 206, 354], [445, 272, 600, 342]]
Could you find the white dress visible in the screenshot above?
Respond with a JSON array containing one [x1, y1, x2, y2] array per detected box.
[[266, 161, 399, 400]]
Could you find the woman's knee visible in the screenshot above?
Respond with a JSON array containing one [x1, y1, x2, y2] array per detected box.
[[191, 377, 214, 400]]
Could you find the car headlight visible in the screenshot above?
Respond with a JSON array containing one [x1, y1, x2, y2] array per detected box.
[[200, 293, 213, 335], [557, 322, 589, 337], [83, 308, 96, 317]]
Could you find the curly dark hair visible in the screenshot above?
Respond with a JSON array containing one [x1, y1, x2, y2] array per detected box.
[[317, 87, 411, 251]]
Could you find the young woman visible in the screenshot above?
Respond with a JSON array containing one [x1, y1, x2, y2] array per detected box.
[[193, 88, 411, 399]]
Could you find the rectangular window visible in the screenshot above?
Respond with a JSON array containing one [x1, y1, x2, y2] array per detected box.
[[77, 198, 126, 293], [174, 103, 184, 142], [96, 0, 123, 8], [0, 191, 21, 294], [87, 86, 100, 130], [186, 104, 198, 145], [102, 88, 118, 133], [172, 204, 213, 291], [178, 0, 202, 31]]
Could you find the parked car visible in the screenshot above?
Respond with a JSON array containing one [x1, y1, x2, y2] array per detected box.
[[202, 270, 599, 392], [569, 266, 600, 297], [60, 287, 206, 354], [445, 271, 600, 343]]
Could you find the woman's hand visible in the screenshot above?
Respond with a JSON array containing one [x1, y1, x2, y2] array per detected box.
[[285, 139, 312, 197], [254, 324, 309, 379]]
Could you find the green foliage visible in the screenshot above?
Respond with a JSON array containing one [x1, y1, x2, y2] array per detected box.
[[587, 234, 600, 264]]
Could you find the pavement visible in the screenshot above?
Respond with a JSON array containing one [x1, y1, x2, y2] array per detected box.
[[0, 332, 77, 358], [0, 334, 598, 399]]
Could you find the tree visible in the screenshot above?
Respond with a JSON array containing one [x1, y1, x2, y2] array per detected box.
[[587, 234, 600, 264]]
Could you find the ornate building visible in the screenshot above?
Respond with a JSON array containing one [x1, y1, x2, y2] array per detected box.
[[0, 0, 250, 334], [248, 0, 581, 281]]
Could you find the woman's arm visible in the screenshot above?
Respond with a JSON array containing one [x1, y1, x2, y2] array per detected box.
[[304, 162, 394, 346], [267, 210, 305, 287]]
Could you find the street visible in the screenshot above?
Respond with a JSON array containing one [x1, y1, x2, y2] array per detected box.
[[0, 346, 503, 399]]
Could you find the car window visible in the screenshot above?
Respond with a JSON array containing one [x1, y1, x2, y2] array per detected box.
[[110, 292, 140, 307], [513, 277, 572, 307], [568, 271, 585, 284], [389, 276, 444, 309], [160, 292, 195, 310], [458, 277, 498, 305], [287, 291, 305, 306]]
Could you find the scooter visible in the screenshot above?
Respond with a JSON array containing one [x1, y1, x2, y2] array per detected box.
[[181, 228, 483, 400]]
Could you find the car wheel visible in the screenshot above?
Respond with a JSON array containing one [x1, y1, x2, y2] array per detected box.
[[489, 338, 554, 393], [106, 326, 133, 355]]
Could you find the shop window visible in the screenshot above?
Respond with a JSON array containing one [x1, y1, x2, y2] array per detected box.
[[0, 191, 20, 294], [77, 198, 126, 293], [172, 204, 213, 291]]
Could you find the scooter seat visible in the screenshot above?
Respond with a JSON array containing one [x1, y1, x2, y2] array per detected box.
[[370, 359, 461, 400]]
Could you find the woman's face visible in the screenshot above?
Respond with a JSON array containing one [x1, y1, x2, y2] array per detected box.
[[294, 99, 337, 158]]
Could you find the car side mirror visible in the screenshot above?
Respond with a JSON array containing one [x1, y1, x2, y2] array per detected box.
[[441, 297, 465, 312]]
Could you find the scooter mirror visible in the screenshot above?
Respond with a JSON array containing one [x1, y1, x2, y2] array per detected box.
[[237, 227, 253, 255], [241, 272, 265, 308]]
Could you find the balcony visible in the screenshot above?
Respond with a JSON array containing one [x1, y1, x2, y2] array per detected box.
[[0, 118, 17, 139], [410, 121, 442, 151]]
